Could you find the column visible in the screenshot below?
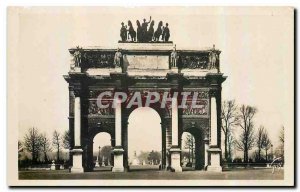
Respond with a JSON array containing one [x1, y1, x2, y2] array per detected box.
[[165, 125, 172, 170], [112, 98, 124, 172], [210, 97, 217, 146], [169, 96, 182, 172], [74, 97, 81, 146], [172, 97, 178, 146], [161, 122, 167, 170], [207, 92, 222, 172], [71, 94, 84, 173]]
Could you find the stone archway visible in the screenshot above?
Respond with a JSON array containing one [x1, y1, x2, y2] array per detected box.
[[126, 107, 163, 171], [84, 126, 115, 172], [181, 128, 205, 170], [64, 42, 226, 173]]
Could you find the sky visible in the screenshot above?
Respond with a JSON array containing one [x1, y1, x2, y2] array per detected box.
[[9, 7, 293, 157]]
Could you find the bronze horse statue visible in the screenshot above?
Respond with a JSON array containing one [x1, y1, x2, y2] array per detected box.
[[127, 20, 136, 42], [147, 20, 155, 42], [154, 21, 163, 41], [136, 20, 142, 42]]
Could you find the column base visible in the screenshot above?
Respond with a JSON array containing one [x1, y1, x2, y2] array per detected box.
[[207, 147, 222, 172], [71, 167, 84, 173], [70, 148, 84, 173], [112, 167, 125, 172], [207, 165, 222, 172], [112, 146, 124, 173], [169, 147, 182, 172]]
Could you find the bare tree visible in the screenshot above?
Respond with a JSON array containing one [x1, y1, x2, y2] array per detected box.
[[18, 140, 23, 152], [235, 105, 257, 162], [279, 126, 284, 157], [227, 134, 235, 161], [279, 125, 284, 145], [184, 133, 195, 163], [256, 126, 265, 161], [23, 127, 42, 163], [221, 100, 239, 161], [40, 133, 52, 162], [62, 130, 71, 150], [262, 130, 272, 161], [52, 130, 61, 161]]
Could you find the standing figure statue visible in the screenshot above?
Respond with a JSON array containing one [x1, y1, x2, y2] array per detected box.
[[120, 22, 127, 42], [73, 46, 82, 67], [136, 20, 142, 42], [170, 45, 178, 68], [209, 44, 219, 70], [141, 16, 152, 42], [114, 48, 122, 67], [162, 23, 170, 42], [147, 20, 155, 42], [127, 20, 136, 42], [154, 21, 163, 41]]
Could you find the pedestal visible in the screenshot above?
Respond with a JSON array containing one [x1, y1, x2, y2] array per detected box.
[[70, 148, 84, 173], [170, 147, 182, 172], [207, 148, 222, 172], [112, 147, 124, 172], [95, 161, 100, 167], [50, 160, 56, 170]]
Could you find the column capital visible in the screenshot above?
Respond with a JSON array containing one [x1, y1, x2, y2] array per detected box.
[[73, 83, 83, 97], [209, 89, 219, 98], [110, 72, 128, 91], [70, 148, 83, 154], [112, 146, 124, 155], [206, 73, 227, 85], [166, 73, 184, 90]]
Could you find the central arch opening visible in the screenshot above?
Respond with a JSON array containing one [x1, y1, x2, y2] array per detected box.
[[128, 107, 162, 171]]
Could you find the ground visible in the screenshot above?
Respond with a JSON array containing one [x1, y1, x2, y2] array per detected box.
[[19, 165, 284, 180]]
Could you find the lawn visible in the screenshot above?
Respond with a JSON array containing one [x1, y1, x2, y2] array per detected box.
[[19, 166, 284, 180]]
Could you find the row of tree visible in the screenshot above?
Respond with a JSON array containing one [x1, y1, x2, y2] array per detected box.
[[19, 127, 71, 163], [137, 150, 161, 164], [222, 100, 284, 163]]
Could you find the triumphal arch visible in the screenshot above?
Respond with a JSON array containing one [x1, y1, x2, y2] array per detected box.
[[64, 40, 226, 173]]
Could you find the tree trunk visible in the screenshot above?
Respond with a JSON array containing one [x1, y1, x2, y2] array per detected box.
[[265, 149, 268, 162], [44, 152, 48, 162], [228, 144, 232, 161], [57, 148, 60, 162], [224, 132, 228, 161], [244, 145, 248, 163]]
